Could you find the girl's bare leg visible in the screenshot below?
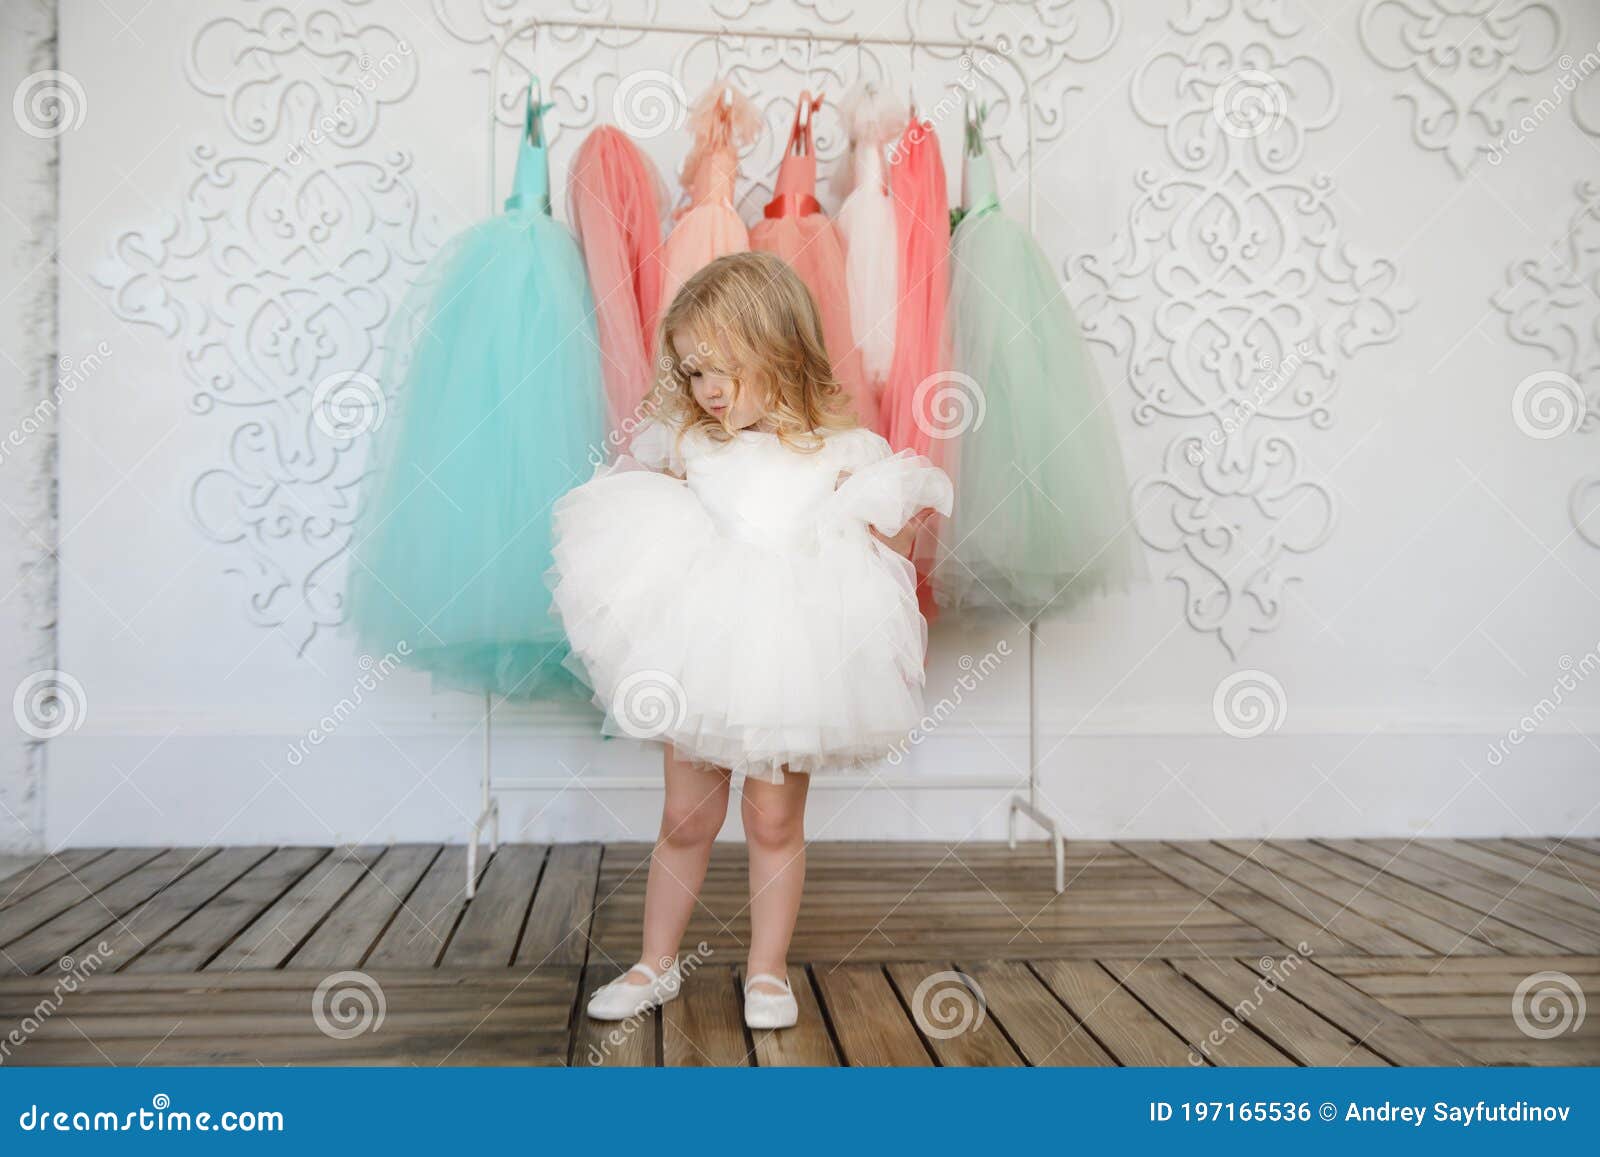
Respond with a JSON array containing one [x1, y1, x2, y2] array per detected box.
[[740, 770, 810, 994], [621, 745, 730, 985]]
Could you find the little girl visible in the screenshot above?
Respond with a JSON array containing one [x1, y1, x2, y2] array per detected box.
[[548, 251, 952, 1031]]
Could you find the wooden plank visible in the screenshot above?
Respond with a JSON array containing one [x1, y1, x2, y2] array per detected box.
[[1457, 1038, 1600, 1066], [73, 848, 275, 970], [122, 847, 328, 973], [1514, 838, 1600, 878], [661, 964, 748, 1067], [441, 845, 547, 968], [0, 848, 167, 946], [1418, 841, 1600, 928], [1101, 958, 1294, 1066], [1218, 840, 1497, 956], [1317, 954, 1598, 977], [1, 849, 217, 975], [0, 968, 576, 1066], [1181, 841, 1427, 955], [1030, 960, 1198, 1066], [365, 847, 479, 968], [1282, 840, 1563, 955], [1327, 840, 1600, 953], [204, 847, 385, 972], [1170, 957, 1388, 1066], [1119, 841, 1352, 957], [0, 849, 110, 909], [517, 843, 601, 967], [959, 959, 1115, 1066], [742, 966, 837, 1067], [1472, 839, 1600, 889], [1237, 956, 1475, 1066], [813, 964, 931, 1066], [289, 845, 439, 970], [886, 962, 1022, 1066], [572, 963, 657, 1067]]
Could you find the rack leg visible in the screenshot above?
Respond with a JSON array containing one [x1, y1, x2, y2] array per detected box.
[[1011, 619, 1068, 893], [466, 691, 499, 899]]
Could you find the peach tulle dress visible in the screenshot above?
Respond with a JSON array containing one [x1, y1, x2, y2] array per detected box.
[[568, 126, 667, 434], [881, 113, 953, 617], [750, 91, 874, 429], [657, 79, 760, 317]]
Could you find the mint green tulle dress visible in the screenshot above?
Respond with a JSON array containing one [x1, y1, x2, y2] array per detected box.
[[345, 83, 604, 699], [933, 108, 1144, 620]]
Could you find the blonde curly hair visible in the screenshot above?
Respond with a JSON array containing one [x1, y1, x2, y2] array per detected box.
[[645, 251, 855, 454]]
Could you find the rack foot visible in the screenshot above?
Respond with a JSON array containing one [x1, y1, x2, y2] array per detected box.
[[1009, 794, 1066, 893], [465, 799, 499, 899]]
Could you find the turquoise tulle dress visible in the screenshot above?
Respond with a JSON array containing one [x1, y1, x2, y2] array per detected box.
[[933, 106, 1144, 620], [345, 82, 604, 698]]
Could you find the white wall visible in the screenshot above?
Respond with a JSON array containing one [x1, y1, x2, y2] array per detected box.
[[23, 0, 1600, 849]]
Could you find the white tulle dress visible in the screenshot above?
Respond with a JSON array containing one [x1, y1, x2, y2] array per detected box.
[[547, 419, 953, 782]]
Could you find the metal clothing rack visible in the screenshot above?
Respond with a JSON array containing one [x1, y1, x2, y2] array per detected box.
[[465, 17, 1066, 897]]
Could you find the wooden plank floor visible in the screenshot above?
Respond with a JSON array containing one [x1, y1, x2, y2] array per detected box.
[[0, 839, 1594, 1067]]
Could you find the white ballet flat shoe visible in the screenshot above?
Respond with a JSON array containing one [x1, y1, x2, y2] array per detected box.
[[743, 972, 798, 1030], [585, 961, 682, 1021]]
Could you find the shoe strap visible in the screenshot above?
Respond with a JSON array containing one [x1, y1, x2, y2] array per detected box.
[[626, 962, 662, 983], [744, 972, 791, 994]]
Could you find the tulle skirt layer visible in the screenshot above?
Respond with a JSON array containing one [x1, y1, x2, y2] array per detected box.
[[933, 211, 1145, 619], [547, 460, 930, 781], [345, 210, 606, 699]]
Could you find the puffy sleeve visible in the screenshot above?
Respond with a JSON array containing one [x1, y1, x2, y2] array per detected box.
[[626, 418, 687, 475], [827, 428, 954, 538]]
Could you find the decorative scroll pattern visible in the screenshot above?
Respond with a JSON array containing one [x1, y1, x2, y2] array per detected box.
[[1070, 0, 1414, 656], [1357, 0, 1563, 175], [1493, 181, 1600, 548], [95, 6, 434, 654]]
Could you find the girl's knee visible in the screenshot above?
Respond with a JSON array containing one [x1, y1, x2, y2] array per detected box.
[[741, 793, 805, 850], [660, 790, 728, 847]]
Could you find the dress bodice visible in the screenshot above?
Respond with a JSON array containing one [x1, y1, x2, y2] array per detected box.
[[763, 92, 824, 220], [506, 83, 553, 216], [684, 430, 849, 551], [960, 109, 999, 222]]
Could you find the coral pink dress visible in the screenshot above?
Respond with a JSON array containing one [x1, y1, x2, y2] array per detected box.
[[657, 80, 759, 318], [881, 114, 953, 617], [750, 92, 875, 430], [568, 125, 667, 436]]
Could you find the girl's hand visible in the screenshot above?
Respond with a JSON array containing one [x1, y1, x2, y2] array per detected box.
[[868, 508, 935, 559]]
